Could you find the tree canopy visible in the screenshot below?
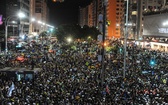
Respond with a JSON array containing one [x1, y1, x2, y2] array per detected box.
[[55, 24, 100, 42]]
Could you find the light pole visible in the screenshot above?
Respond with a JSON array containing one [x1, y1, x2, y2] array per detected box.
[[100, 0, 108, 87], [5, 12, 25, 54], [123, 0, 129, 78]]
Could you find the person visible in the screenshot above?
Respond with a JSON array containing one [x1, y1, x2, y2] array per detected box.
[[31, 59, 35, 70]]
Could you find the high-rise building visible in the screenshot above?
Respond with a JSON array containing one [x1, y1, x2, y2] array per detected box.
[[79, 0, 164, 39], [79, 0, 102, 28], [106, 0, 124, 38], [29, 0, 49, 35], [88, 3, 93, 27], [129, 0, 163, 40], [79, 0, 124, 38], [79, 7, 88, 27], [92, 0, 98, 27], [1, 0, 30, 37]]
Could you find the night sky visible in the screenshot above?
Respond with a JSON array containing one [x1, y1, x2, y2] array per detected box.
[[47, 0, 92, 27]]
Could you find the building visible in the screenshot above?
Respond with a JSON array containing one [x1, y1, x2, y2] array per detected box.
[[52, 0, 64, 2], [79, 0, 124, 39], [0, 0, 30, 37], [29, 0, 49, 35], [129, 0, 163, 40], [88, 3, 93, 27], [79, 7, 88, 27], [106, 0, 124, 38], [79, 0, 102, 28]]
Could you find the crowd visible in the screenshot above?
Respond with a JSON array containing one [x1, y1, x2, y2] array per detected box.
[[0, 39, 168, 105]]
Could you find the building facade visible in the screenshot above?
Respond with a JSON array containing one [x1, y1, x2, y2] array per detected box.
[[106, 0, 124, 38], [79, 0, 124, 39], [29, 0, 49, 35], [79, 0, 102, 28], [2, 0, 30, 37], [79, 0, 164, 39], [79, 7, 88, 27], [129, 0, 163, 40]]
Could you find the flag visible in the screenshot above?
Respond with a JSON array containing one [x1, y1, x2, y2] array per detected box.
[[0, 15, 3, 25], [7, 82, 15, 97], [106, 85, 110, 95]]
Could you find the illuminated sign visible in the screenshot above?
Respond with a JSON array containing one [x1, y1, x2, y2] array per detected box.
[[143, 13, 168, 37]]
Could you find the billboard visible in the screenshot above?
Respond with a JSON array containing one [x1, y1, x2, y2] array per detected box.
[[143, 13, 168, 37]]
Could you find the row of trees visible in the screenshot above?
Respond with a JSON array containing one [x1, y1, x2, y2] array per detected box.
[[55, 24, 100, 42]]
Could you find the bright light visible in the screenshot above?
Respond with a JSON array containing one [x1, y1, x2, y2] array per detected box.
[[163, 21, 168, 26], [88, 36, 91, 39], [150, 61, 155, 65], [18, 12, 26, 18], [104, 42, 107, 46], [12, 21, 16, 23], [150, 59, 156, 66], [50, 28, 53, 32], [46, 24, 54, 28], [139, 37, 142, 40], [116, 24, 119, 26], [42, 22, 45, 25], [67, 37, 72, 43], [51, 26, 54, 28], [31, 18, 35, 22], [135, 41, 139, 45], [21, 35, 25, 40], [38, 21, 42, 24]]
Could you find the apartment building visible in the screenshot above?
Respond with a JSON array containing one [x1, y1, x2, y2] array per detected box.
[[106, 0, 124, 38], [79, 7, 88, 27], [79, 0, 102, 28], [79, 0, 166, 39], [29, 0, 49, 35], [79, 0, 124, 38], [0, 0, 30, 36], [129, 0, 163, 40]]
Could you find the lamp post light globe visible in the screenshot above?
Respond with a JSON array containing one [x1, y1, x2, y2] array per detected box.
[[18, 12, 26, 18], [67, 37, 72, 43], [31, 18, 35, 22]]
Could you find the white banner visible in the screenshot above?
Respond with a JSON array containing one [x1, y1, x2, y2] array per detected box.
[[143, 13, 168, 37]]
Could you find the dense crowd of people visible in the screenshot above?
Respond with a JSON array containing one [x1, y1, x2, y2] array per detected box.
[[0, 39, 168, 105]]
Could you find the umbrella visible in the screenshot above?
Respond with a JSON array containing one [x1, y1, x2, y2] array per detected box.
[[16, 56, 24, 62]]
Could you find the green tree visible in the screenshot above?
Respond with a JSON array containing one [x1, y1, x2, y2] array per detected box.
[[55, 24, 100, 42]]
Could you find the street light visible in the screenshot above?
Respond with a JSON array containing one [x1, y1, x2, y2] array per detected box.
[[67, 37, 72, 43], [18, 12, 26, 18], [5, 11, 25, 54], [100, 0, 108, 87], [123, 0, 129, 78], [31, 18, 35, 22]]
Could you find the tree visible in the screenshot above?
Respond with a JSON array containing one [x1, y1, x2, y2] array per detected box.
[[80, 25, 100, 40], [55, 24, 100, 42]]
